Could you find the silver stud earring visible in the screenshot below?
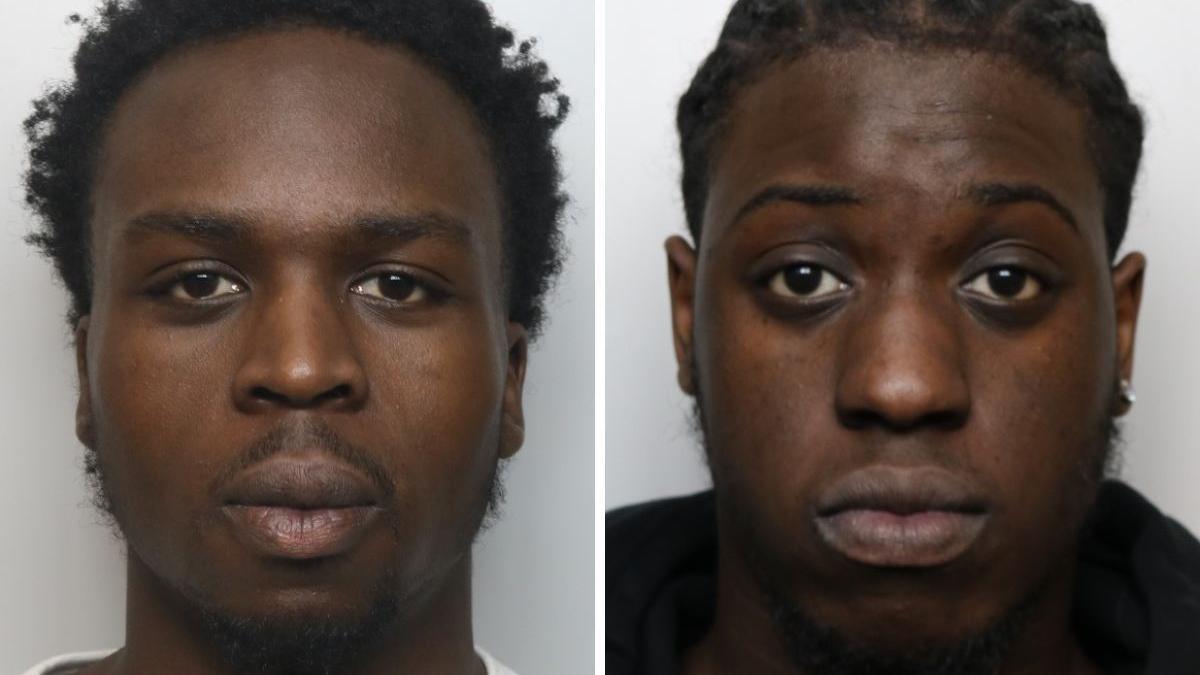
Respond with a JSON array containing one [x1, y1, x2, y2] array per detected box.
[[1119, 378, 1137, 407]]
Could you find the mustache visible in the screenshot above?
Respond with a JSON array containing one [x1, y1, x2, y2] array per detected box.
[[208, 418, 396, 504]]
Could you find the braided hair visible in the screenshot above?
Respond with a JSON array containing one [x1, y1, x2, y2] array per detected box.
[[678, 0, 1143, 258], [25, 0, 569, 335]]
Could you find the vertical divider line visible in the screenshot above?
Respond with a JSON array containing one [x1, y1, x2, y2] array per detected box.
[[593, 0, 606, 672]]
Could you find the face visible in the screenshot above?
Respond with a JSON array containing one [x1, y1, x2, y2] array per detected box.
[[668, 47, 1145, 651], [76, 27, 525, 633]]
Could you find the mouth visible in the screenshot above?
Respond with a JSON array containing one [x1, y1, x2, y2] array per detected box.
[[218, 455, 384, 561], [813, 466, 989, 568]]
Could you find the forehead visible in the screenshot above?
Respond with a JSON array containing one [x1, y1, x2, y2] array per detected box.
[[90, 26, 502, 258], [705, 45, 1104, 251]]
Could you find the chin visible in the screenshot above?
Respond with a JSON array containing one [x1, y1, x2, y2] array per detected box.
[[183, 554, 404, 622], [181, 572, 404, 675], [763, 585, 1033, 675]]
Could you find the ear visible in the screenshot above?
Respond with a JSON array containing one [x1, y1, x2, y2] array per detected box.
[[499, 322, 528, 459], [1111, 252, 1146, 412], [666, 236, 699, 396], [74, 316, 96, 448]]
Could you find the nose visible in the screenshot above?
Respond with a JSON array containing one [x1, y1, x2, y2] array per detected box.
[[232, 285, 368, 413], [835, 287, 970, 431]]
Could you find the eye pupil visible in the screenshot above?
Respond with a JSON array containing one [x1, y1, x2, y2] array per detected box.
[[987, 268, 1027, 298], [378, 274, 416, 301], [783, 265, 822, 295], [181, 273, 220, 299]]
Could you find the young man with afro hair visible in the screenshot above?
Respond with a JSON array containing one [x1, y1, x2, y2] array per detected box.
[[20, 0, 570, 673]]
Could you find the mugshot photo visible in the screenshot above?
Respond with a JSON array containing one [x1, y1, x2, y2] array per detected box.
[[1, 0, 592, 674], [606, 1, 1200, 674], [3, 0, 1200, 674]]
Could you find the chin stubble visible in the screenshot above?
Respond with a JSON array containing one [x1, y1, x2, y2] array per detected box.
[[186, 572, 403, 675], [765, 591, 1031, 675]]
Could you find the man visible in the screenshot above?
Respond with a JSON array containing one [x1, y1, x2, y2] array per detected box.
[[20, 0, 569, 673], [607, 1, 1200, 674]]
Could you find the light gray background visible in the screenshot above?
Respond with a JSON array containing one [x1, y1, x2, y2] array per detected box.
[[0, 1, 593, 673], [605, 0, 1200, 542]]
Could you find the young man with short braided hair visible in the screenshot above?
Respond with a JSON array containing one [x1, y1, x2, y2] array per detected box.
[[608, 1, 1200, 673]]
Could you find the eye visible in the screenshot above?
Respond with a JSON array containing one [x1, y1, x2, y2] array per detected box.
[[962, 266, 1044, 302], [351, 272, 429, 303], [766, 263, 850, 299], [169, 272, 244, 301]]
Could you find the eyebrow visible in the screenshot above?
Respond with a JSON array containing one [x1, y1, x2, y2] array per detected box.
[[123, 211, 474, 245], [125, 213, 247, 243], [731, 184, 863, 227], [966, 182, 1079, 233], [728, 181, 1080, 234], [352, 213, 472, 244]]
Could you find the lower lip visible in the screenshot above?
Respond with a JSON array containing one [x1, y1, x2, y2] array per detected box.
[[222, 505, 381, 560], [814, 509, 987, 568]]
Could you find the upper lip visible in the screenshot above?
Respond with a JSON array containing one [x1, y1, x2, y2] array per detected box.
[[814, 465, 988, 517], [218, 454, 381, 509]]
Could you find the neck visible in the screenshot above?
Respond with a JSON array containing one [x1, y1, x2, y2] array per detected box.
[[99, 549, 482, 675], [686, 511, 1097, 675]]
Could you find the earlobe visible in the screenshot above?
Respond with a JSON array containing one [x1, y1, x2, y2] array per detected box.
[[1111, 252, 1146, 412], [74, 316, 96, 448], [666, 236, 699, 396], [499, 322, 527, 459]]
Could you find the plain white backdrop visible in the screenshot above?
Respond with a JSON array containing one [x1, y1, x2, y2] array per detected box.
[[604, 0, 1200, 543], [0, 1, 594, 673]]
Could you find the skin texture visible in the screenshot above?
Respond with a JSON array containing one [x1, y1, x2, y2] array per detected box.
[[73, 28, 524, 675], [667, 47, 1145, 674]]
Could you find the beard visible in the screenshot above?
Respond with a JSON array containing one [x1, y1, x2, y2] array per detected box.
[[764, 591, 1029, 675], [185, 571, 403, 675], [83, 420, 509, 536], [83, 417, 504, 673], [691, 364, 1124, 675]]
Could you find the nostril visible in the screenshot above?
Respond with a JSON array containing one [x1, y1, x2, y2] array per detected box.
[[837, 406, 967, 432], [314, 384, 353, 403], [250, 386, 287, 403], [248, 383, 353, 407], [838, 407, 885, 431], [926, 409, 968, 431]]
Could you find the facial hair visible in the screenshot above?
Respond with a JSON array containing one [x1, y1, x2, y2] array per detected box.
[[189, 569, 403, 675], [86, 416, 504, 673], [690, 363, 1123, 674], [84, 417, 508, 537]]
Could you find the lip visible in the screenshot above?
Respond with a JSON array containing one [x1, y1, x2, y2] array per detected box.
[[217, 455, 384, 560], [222, 505, 381, 560], [813, 466, 989, 568]]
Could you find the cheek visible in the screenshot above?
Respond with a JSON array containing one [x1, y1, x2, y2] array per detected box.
[[970, 290, 1115, 549], [365, 328, 504, 547], [88, 317, 235, 566], [694, 280, 832, 532]]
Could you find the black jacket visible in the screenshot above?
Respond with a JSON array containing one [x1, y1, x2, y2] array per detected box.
[[607, 481, 1200, 675]]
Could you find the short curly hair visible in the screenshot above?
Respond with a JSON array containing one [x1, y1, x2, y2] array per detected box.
[[25, 0, 569, 335], [679, 0, 1144, 259]]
